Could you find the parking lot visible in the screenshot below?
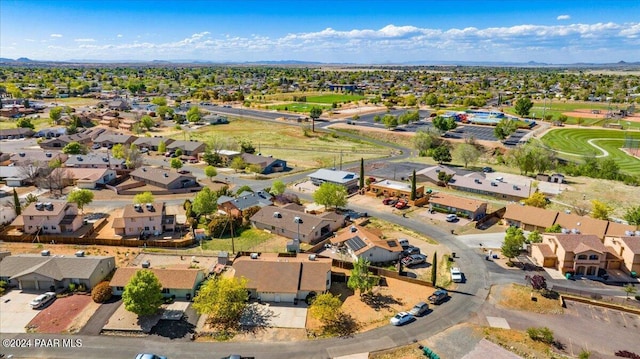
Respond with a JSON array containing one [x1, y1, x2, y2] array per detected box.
[[0, 290, 43, 333]]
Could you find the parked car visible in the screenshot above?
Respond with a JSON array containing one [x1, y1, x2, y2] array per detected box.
[[390, 311, 414, 326], [402, 246, 420, 256], [446, 214, 458, 222], [135, 354, 167, 359], [164, 151, 174, 157], [450, 267, 463, 283], [92, 143, 101, 149], [395, 199, 408, 209], [482, 166, 494, 173], [29, 292, 56, 309], [398, 238, 410, 249], [408, 301, 429, 317], [401, 254, 427, 267], [140, 147, 149, 153], [428, 289, 449, 305], [188, 157, 198, 163]]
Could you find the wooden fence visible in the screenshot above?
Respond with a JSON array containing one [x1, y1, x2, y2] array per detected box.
[[0, 231, 195, 248]]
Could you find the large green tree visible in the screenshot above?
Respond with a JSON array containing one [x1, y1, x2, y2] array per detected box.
[[192, 187, 218, 218], [309, 292, 342, 324], [623, 205, 640, 228], [122, 270, 163, 316], [111, 143, 126, 159], [432, 116, 457, 133], [140, 115, 155, 130], [514, 97, 534, 117], [16, 118, 34, 129], [501, 226, 525, 262], [13, 188, 21, 215], [359, 158, 365, 190], [204, 165, 217, 181], [413, 128, 442, 156], [591, 200, 613, 220], [309, 106, 322, 132], [62, 141, 88, 155], [49, 106, 63, 125], [431, 251, 438, 286], [186, 106, 202, 123], [523, 192, 548, 208], [271, 180, 286, 195], [67, 189, 94, 214], [432, 145, 452, 164], [494, 119, 518, 141], [313, 182, 348, 210], [347, 257, 377, 297], [192, 277, 248, 328], [133, 191, 155, 204], [453, 143, 481, 168], [170, 158, 183, 171]]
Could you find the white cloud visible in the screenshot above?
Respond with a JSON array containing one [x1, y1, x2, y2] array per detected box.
[[50, 34, 62, 38], [557, 15, 571, 21], [74, 38, 95, 42], [117, 34, 123, 38]]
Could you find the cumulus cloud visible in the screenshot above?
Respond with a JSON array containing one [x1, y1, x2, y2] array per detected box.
[[557, 15, 571, 20], [50, 34, 62, 38]]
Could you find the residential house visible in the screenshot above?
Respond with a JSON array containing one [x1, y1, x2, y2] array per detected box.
[[217, 191, 273, 218], [0, 166, 30, 187], [428, 192, 488, 220], [107, 99, 131, 111], [117, 118, 138, 132], [604, 235, 640, 275], [415, 165, 456, 185], [59, 167, 117, 189], [0, 128, 34, 140], [0, 254, 115, 291], [233, 252, 332, 303], [308, 169, 359, 191], [531, 234, 621, 275], [331, 225, 402, 264], [0, 204, 17, 225], [216, 150, 241, 165], [555, 212, 609, 239], [64, 153, 126, 170], [503, 204, 559, 232], [11, 201, 82, 234], [8, 151, 68, 167], [111, 202, 175, 236], [35, 127, 67, 139], [110, 268, 204, 300], [93, 133, 137, 148], [133, 137, 174, 152], [369, 179, 424, 199], [166, 140, 207, 157], [447, 174, 530, 201], [240, 153, 288, 174], [536, 173, 565, 184], [250, 204, 345, 244], [98, 115, 119, 127], [129, 166, 199, 190], [39, 132, 93, 150]]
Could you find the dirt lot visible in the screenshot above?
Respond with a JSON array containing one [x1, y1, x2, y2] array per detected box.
[[27, 294, 94, 333]]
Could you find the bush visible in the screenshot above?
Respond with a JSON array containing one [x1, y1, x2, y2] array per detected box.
[[506, 261, 515, 267], [68, 283, 76, 292], [91, 281, 113, 303], [527, 326, 554, 344]]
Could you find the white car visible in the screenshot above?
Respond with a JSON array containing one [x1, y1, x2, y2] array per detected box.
[[446, 214, 458, 222], [451, 267, 463, 283], [390, 311, 414, 326], [29, 292, 56, 309]]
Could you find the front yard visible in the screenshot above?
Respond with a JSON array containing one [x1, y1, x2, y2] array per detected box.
[[27, 294, 96, 333]]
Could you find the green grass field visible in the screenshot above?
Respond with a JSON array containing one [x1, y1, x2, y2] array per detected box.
[[266, 102, 332, 113], [541, 128, 640, 175], [305, 94, 364, 104]]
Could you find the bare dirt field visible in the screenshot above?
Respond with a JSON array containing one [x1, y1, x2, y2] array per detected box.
[[27, 294, 94, 333]]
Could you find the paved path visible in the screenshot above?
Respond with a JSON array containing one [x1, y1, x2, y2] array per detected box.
[[77, 297, 122, 336]]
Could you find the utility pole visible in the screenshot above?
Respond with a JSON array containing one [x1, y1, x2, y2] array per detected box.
[[339, 150, 343, 170], [230, 216, 235, 254]]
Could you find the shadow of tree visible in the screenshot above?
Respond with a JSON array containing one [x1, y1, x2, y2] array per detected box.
[[150, 319, 196, 340], [361, 293, 403, 312], [238, 303, 277, 334], [329, 282, 355, 302], [322, 313, 360, 338]]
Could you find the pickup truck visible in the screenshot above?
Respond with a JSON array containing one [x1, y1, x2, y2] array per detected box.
[[428, 289, 449, 305], [450, 267, 463, 283]]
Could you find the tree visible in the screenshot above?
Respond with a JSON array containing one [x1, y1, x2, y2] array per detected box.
[[235, 185, 253, 195], [204, 165, 217, 181], [313, 182, 348, 210], [122, 269, 163, 316], [12, 189, 21, 215], [309, 106, 322, 132], [501, 226, 525, 262], [239, 139, 256, 154], [246, 163, 263, 178], [558, 114, 568, 124], [623, 205, 640, 228], [140, 115, 155, 130], [49, 106, 62, 125], [527, 230, 542, 243], [62, 141, 88, 155], [432, 145, 451, 164], [623, 284, 637, 299], [133, 191, 154, 204], [591, 200, 613, 220], [359, 158, 365, 190], [186, 106, 201, 123], [91, 281, 113, 303], [347, 257, 377, 297], [111, 143, 126, 159], [514, 97, 534, 117], [381, 114, 398, 130], [192, 276, 248, 328], [410, 169, 417, 201], [151, 97, 167, 106], [170, 158, 183, 171], [175, 148, 183, 157], [157, 140, 166, 155], [432, 116, 457, 133], [37, 167, 70, 197], [68, 189, 94, 214], [16, 118, 34, 129], [192, 187, 218, 218], [271, 180, 286, 195], [24, 193, 38, 207], [453, 143, 481, 168], [230, 157, 247, 173], [309, 293, 342, 324], [431, 251, 438, 286], [413, 128, 442, 156], [494, 118, 518, 140], [523, 192, 548, 208], [17, 159, 43, 185]]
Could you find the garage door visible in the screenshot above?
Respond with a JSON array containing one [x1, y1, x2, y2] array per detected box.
[[20, 280, 36, 290], [260, 293, 275, 302], [277, 293, 296, 303], [38, 280, 55, 291]]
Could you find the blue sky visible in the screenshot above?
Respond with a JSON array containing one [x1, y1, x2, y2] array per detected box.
[[1, 0, 639, 64]]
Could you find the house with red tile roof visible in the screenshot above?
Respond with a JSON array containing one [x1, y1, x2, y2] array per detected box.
[[604, 235, 640, 276], [531, 234, 622, 275]]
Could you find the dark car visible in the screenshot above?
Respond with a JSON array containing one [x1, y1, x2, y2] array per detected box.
[[482, 166, 494, 173], [408, 301, 429, 317], [402, 246, 420, 256], [428, 289, 449, 305]]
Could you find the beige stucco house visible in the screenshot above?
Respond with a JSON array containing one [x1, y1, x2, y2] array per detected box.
[[110, 267, 205, 300], [531, 234, 622, 275], [604, 235, 640, 276], [111, 202, 175, 237], [12, 201, 82, 234]]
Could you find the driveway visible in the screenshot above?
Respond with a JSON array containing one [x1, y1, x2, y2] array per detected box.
[[456, 232, 506, 249], [0, 290, 43, 333], [240, 302, 308, 329]]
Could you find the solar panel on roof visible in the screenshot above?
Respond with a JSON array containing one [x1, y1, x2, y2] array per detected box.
[[346, 236, 366, 251]]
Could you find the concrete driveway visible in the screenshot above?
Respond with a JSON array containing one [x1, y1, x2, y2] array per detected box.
[[240, 302, 308, 329], [0, 290, 44, 333]]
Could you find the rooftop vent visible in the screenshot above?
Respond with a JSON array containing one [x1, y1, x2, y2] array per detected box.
[[141, 260, 150, 268], [41, 250, 50, 256], [142, 168, 146, 172], [45, 152, 52, 158], [273, 211, 281, 218], [44, 202, 53, 211], [102, 157, 109, 162], [75, 250, 85, 257], [163, 173, 169, 177], [18, 152, 25, 157], [134, 203, 142, 212], [76, 156, 83, 161], [35, 202, 44, 210], [513, 185, 519, 190], [308, 254, 317, 261], [250, 252, 259, 259], [350, 225, 357, 233], [490, 182, 498, 187], [625, 230, 634, 236]]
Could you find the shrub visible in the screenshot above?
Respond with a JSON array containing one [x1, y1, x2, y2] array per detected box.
[[506, 261, 515, 267], [68, 283, 76, 292], [527, 326, 554, 344], [91, 281, 113, 303]]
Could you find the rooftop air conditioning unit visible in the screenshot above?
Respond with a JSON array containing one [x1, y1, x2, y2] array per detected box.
[[636, 231, 640, 236], [141, 261, 150, 268], [273, 212, 281, 218], [35, 202, 44, 210], [350, 226, 357, 233], [41, 250, 50, 256], [308, 254, 317, 261], [250, 253, 259, 259], [625, 230, 634, 236], [75, 251, 85, 257], [163, 173, 169, 177], [45, 153, 52, 157], [18, 152, 25, 157], [44, 202, 53, 211]]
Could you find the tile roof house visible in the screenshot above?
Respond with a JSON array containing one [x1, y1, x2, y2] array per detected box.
[[109, 268, 205, 300], [428, 192, 488, 220], [554, 212, 609, 239], [240, 153, 288, 174], [416, 165, 456, 185], [111, 202, 175, 237], [107, 99, 131, 111], [8, 150, 68, 167], [0, 128, 35, 139], [129, 166, 199, 190], [604, 235, 640, 276], [64, 153, 126, 170], [166, 140, 207, 156], [58, 167, 117, 189], [331, 225, 402, 264], [250, 205, 345, 244], [217, 190, 273, 218], [308, 169, 359, 190], [233, 253, 332, 303], [503, 204, 559, 232], [11, 200, 82, 234], [39, 132, 94, 150], [0, 254, 115, 291], [531, 234, 621, 275], [447, 174, 531, 201], [133, 137, 174, 152], [93, 133, 137, 148]]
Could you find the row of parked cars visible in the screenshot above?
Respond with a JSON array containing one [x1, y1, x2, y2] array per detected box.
[[399, 239, 426, 267], [382, 197, 408, 209], [390, 289, 450, 326]]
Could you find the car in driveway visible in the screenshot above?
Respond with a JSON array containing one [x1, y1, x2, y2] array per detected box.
[[401, 254, 427, 267], [402, 246, 420, 256], [390, 311, 414, 326], [429, 289, 449, 305], [408, 302, 429, 317], [446, 214, 459, 222], [29, 292, 56, 309], [135, 354, 167, 359]]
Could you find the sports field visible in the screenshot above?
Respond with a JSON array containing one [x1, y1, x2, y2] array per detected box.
[[266, 102, 332, 113], [541, 128, 640, 175], [305, 94, 364, 104]]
